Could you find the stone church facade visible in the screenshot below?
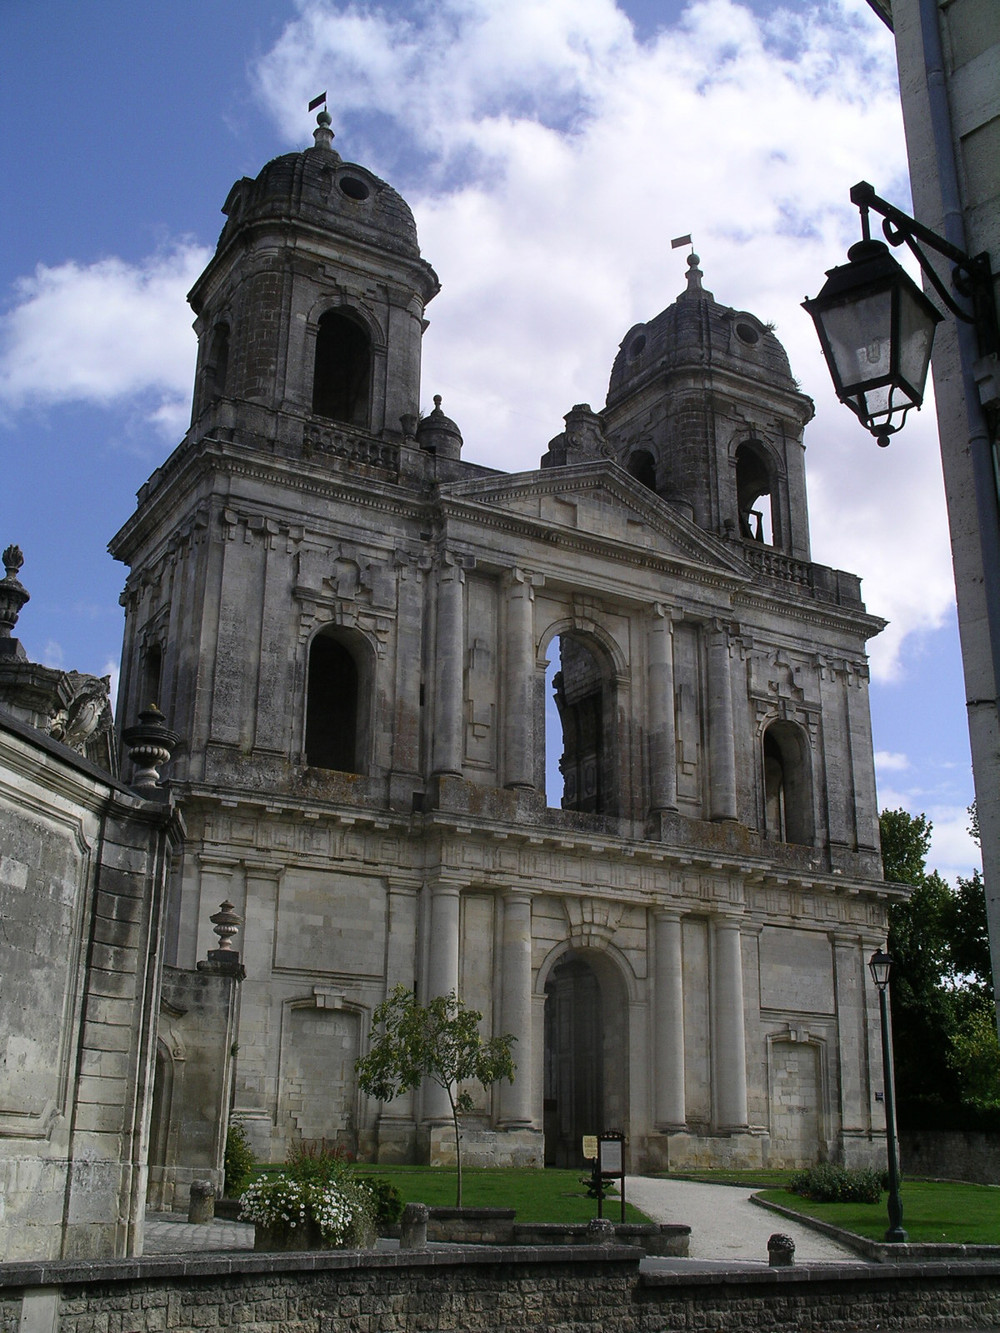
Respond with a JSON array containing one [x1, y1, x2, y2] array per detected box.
[[110, 112, 900, 1177]]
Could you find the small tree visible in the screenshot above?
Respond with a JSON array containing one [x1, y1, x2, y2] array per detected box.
[[355, 986, 515, 1206]]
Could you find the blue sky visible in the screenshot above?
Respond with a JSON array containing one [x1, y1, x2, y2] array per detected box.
[[0, 0, 979, 880]]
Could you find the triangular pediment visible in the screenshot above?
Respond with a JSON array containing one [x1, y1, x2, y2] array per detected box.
[[440, 461, 749, 578]]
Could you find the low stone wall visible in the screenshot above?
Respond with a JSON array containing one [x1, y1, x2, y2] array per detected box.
[[901, 1129, 1000, 1184], [1, 1245, 998, 1333], [427, 1207, 517, 1244], [513, 1221, 690, 1256]]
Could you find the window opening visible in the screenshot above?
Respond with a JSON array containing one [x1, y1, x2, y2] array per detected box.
[[306, 631, 360, 771], [545, 633, 609, 813], [143, 643, 162, 709], [763, 730, 786, 841], [626, 449, 657, 492], [312, 310, 372, 427], [736, 443, 774, 544], [762, 721, 813, 846]]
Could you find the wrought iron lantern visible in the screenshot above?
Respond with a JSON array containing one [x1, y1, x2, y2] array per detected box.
[[804, 181, 998, 448], [804, 240, 941, 447]]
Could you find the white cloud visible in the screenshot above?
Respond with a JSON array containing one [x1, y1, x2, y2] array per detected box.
[[0, 242, 209, 435], [875, 751, 910, 772], [256, 0, 950, 678], [0, 0, 956, 683]]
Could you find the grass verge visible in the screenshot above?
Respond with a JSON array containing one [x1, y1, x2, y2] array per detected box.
[[757, 1179, 999, 1245], [347, 1165, 651, 1224]]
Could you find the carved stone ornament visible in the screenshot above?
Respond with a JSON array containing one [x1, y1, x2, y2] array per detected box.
[[0, 544, 30, 638], [122, 704, 179, 788]]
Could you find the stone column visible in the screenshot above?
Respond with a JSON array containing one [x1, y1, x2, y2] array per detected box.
[[713, 915, 748, 1129], [503, 570, 535, 790], [706, 622, 738, 822], [653, 909, 686, 1128], [499, 890, 533, 1126], [377, 880, 420, 1153], [432, 557, 465, 777], [648, 605, 677, 814], [423, 881, 461, 1121]]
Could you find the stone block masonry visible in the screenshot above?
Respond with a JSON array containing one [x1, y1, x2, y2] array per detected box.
[[1, 1247, 999, 1333]]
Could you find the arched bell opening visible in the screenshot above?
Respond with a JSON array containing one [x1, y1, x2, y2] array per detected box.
[[626, 448, 658, 493], [736, 441, 776, 545], [312, 309, 372, 428]]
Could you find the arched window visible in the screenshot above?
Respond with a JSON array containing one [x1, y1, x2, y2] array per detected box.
[[736, 442, 774, 544], [627, 449, 657, 492], [545, 633, 617, 815], [763, 720, 813, 845], [305, 629, 366, 772], [312, 310, 372, 427]]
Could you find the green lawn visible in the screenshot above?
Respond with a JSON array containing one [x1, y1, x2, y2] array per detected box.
[[757, 1179, 999, 1246], [349, 1165, 650, 1224], [660, 1168, 798, 1189]]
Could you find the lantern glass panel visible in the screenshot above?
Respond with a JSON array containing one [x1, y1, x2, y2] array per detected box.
[[817, 289, 894, 395], [897, 282, 937, 400]]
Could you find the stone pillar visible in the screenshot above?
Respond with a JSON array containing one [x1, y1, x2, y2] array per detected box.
[[713, 915, 748, 1129], [648, 605, 677, 814], [654, 909, 686, 1128], [706, 622, 738, 822], [432, 557, 465, 777], [377, 880, 420, 1156], [499, 890, 533, 1126], [503, 570, 535, 790], [423, 881, 461, 1121]]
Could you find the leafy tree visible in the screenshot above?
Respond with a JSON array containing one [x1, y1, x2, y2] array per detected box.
[[355, 987, 515, 1206], [880, 807, 999, 1123]]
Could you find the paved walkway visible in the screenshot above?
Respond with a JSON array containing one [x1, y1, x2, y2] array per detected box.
[[143, 1177, 863, 1266], [621, 1176, 862, 1265]]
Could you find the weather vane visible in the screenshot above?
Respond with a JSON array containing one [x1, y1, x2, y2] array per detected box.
[[308, 91, 327, 113], [670, 233, 694, 254]]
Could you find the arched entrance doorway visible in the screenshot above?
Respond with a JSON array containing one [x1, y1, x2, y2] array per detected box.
[[542, 950, 628, 1167]]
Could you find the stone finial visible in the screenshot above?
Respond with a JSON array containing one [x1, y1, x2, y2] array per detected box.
[[0, 544, 30, 640], [210, 900, 241, 953], [121, 703, 178, 789], [685, 252, 704, 294], [313, 107, 338, 155]]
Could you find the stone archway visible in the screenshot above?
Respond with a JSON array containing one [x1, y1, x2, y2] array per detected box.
[[542, 950, 629, 1167]]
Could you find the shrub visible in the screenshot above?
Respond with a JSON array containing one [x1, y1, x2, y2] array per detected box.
[[358, 1175, 404, 1231], [223, 1120, 256, 1197], [790, 1163, 883, 1204], [286, 1139, 352, 1187]]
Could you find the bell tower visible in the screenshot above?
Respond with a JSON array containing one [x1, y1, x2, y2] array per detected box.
[[602, 253, 815, 560], [187, 109, 439, 447]]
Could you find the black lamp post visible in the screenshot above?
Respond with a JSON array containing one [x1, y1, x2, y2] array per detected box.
[[868, 946, 907, 1243], [803, 181, 998, 448]]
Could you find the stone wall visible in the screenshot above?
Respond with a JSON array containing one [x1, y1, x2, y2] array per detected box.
[[148, 963, 242, 1211], [0, 1247, 998, 1333], [0, 713, 179, 1262], [901, 1129, 1000, 1185]]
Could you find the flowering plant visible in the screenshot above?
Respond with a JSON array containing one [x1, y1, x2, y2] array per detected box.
[[240, 1173, 373, 1247]]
